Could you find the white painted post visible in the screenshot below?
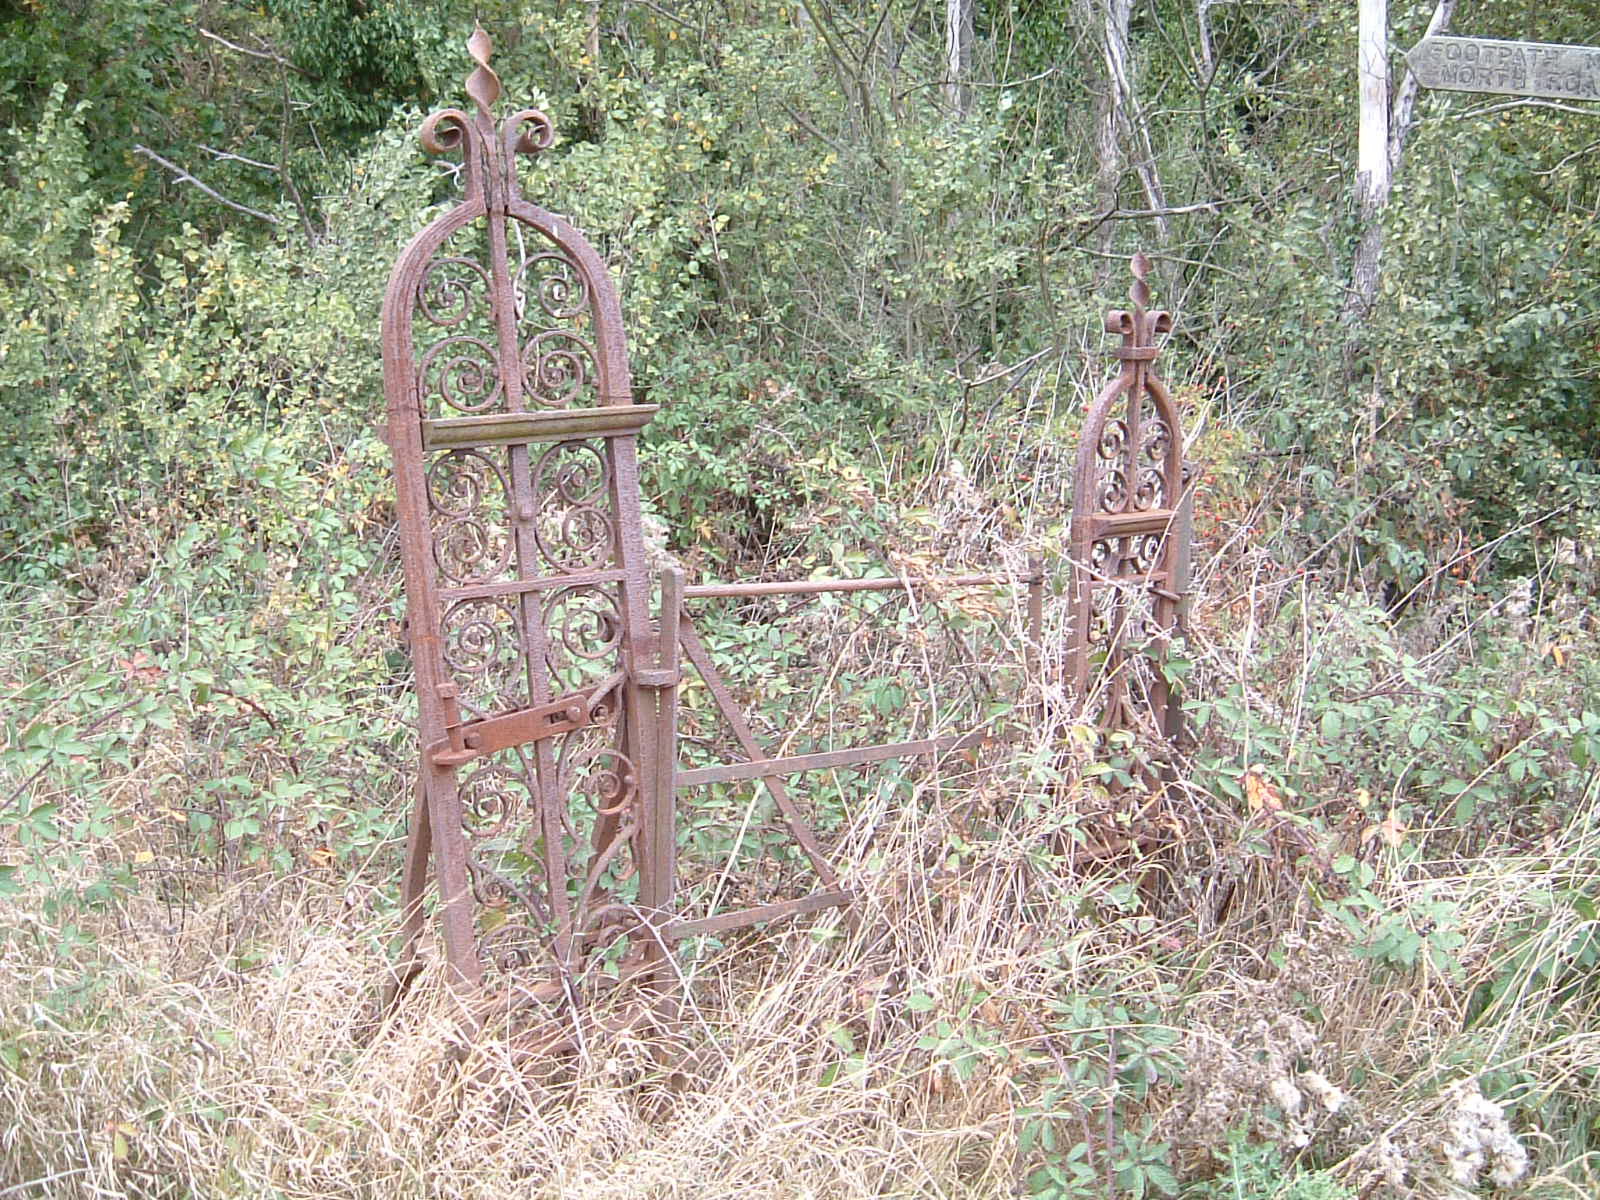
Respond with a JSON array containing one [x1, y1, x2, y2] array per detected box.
[[945, 0, 972, 115]]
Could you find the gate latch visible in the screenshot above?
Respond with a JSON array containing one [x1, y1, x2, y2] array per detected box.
[[429, 671, 625, 768]]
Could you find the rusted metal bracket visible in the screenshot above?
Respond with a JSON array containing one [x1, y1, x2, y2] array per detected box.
[[427, 671, 626, 767]]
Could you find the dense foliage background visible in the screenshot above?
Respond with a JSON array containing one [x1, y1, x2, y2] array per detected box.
[[1, 1, 1596, 1196]]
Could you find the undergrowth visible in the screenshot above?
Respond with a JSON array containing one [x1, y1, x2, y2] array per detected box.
[[3, 433, 1598, 1196], [3, 23, 1599, 1193]]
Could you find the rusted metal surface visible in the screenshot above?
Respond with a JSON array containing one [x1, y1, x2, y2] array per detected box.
[[676, 730, 991, 787], [681, 571, 1031, 599], [381, 32, 1046, 1037], [383, 27, 671, 1007], [1066, 254, 1191, 745]]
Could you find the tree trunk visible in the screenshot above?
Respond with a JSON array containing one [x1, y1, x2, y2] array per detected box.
[[945, 0, 973, 116], [575, 0, 607, 142], [1389, 0, 1455, 176], [1078, 0, 1128, 273], [1195, 0, 1222, 81], [1079, 0, 1170, 284], [1345, 0, 1454, 327], [1345, 0, 1390, 325]]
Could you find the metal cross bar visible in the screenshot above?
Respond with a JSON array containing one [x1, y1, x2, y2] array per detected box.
[[676, 729, 992, 787], [682, 569, 1040, 600]]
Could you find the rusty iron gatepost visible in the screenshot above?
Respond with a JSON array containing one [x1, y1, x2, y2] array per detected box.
[[1062, 254, 1190, 742], [1066, 254, 1191, 746], [380, 31, 1046, 1044], [381, 27, 677, 1021]]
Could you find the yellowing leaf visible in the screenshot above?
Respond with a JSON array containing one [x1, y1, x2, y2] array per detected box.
[[1377, 809, 1407, 848], [1244, 767, 1282, 813]]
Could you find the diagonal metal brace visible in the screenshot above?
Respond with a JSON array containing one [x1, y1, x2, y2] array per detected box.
[[428, 671, 627, 767]]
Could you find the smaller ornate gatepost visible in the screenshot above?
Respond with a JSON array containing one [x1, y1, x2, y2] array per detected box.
[[1066, 253, 1190, 748]]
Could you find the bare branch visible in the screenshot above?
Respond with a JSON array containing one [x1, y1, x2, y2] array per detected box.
[[780, 102, 849, 155], [1087, 196, 1256, 223], [198, 27, 306, 76], [278, 73, 319, 246], [1073, 192, 1263, 244], [197, 144, 279, 172], [1456, 97, 1600, 120], [1389, 0, 1456, 176], [131, 145, 281, 225], [621, 0, 698, 32], [1535, 138, 1600, 175]]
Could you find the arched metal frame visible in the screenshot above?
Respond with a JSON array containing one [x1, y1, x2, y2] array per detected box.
[[382, 31, 674, 1009], [1066, 255, 1190, 745]]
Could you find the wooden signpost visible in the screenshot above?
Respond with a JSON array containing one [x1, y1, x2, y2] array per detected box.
[[1407, 35, 1600, 102]]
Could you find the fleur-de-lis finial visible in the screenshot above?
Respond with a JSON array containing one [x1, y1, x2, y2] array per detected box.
[[466, 25, 501, 120]]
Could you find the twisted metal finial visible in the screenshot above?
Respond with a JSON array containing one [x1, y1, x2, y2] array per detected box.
[[418, 26, 555, 186], [1129, 251, 1151, 312], [466, 26, 502, 120]]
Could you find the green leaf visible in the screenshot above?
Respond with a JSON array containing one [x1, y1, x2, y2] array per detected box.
[[1143, 1164, 1180, 1196]]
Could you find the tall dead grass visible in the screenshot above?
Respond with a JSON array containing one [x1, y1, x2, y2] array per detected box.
[[4, 394, 1598, 1197], [4, 743, 1598, 1197]]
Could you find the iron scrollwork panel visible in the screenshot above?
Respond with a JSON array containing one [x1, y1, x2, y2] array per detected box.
[[530, 440, 616, 574], [518, 250, 599, 411], [1068, 254, 1188, 744], [428, 449, 516, 588], [383, 28, 663, 1006]]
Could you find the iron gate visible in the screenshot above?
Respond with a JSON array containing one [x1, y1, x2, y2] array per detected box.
[[379, 31, 1191, 1042]]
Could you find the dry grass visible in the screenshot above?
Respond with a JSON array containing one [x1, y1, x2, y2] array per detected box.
[[5, 742, 1598, 1198]]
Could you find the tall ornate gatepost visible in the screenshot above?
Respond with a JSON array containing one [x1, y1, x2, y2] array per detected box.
[[1066, 254, 1190, 747], [381, 29, 678, 1020]]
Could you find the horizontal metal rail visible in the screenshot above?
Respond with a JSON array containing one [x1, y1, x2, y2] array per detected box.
[[677, 728, 991, 787], [439, 569, 628, 602], [663, 888, 854, 940], [682, 570, 1039, 600]]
